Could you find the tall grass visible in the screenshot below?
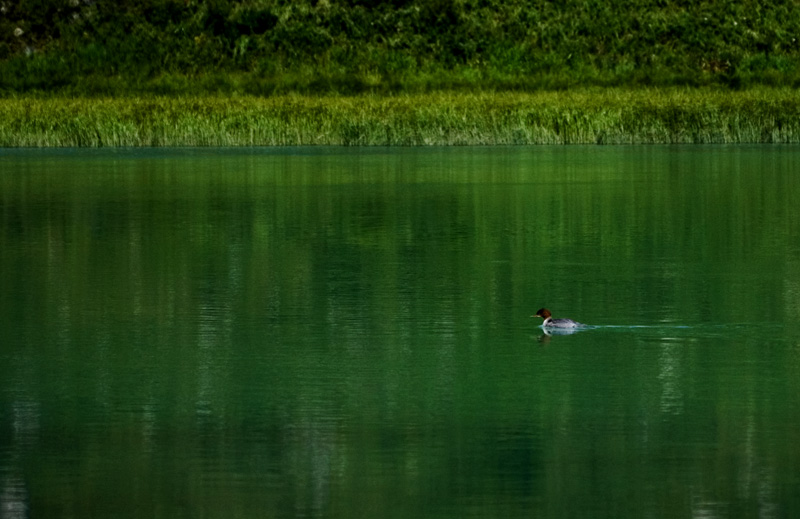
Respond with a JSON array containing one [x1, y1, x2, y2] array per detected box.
[[1, 89, 799, 147]]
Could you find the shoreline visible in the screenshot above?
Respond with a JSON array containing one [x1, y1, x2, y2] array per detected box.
[[2, 89, 799, 147]]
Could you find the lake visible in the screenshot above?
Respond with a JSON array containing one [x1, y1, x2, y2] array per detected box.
[[2, 146, 800, 518]]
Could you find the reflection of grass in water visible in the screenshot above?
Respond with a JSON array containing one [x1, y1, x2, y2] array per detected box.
[[2, 89, 800, 147]]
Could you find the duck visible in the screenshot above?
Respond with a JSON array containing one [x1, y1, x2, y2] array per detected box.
[[533, 308, 584, 328]]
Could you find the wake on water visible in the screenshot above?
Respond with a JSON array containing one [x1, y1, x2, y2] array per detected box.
[[538, 323, 757, 338]]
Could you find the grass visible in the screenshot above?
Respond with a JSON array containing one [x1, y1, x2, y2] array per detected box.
[[2, 89, 799, 147]]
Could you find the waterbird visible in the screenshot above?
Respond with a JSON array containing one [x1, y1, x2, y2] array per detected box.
[[533, 308, 584, 328]]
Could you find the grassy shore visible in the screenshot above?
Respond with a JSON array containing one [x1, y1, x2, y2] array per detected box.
[[2, 89, 799, 147]]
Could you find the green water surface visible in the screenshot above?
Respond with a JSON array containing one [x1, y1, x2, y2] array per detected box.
[[2, 146, 800, 518]]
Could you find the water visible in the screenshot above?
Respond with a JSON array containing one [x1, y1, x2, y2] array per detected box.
[[2, 146, 800, 518]]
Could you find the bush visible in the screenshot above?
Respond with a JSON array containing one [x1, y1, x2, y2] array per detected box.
[[2, 0, 800, 94]]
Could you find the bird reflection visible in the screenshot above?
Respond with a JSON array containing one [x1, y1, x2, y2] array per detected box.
[[537, 325, 587, 344]]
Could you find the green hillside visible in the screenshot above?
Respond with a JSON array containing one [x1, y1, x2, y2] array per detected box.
[[2, 0, 799, 94]]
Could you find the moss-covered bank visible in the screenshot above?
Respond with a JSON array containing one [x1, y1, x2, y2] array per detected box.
[[2, 89, 799, 147]]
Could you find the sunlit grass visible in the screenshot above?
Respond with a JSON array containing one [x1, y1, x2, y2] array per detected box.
[[1, 89, 799, 147]]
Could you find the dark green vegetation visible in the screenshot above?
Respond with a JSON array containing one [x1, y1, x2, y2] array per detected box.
[[3, 1, 798, 145], [2, 89, 799, 146], [2, 0, 800, 95]]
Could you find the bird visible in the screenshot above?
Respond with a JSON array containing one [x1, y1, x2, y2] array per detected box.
[[533, 308, 584, 328]]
